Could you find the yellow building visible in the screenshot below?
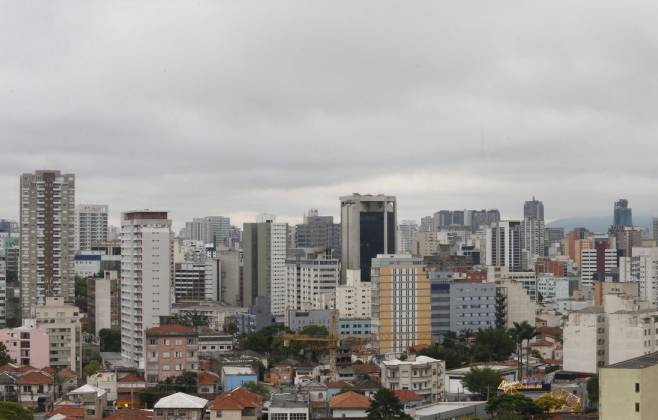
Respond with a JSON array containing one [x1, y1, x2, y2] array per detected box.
[[371, 255, 431, 354], [600, 352, 658, 420]]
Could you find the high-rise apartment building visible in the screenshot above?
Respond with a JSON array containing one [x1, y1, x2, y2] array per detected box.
[[75, 204, 108, 251], [120, 210, 173, 369], [174, 260, 220, 303], [397, 220, 418, 255], [285, 254, 339, 311], [242, 217, 288, 316], [184, 216, 231, 246], [580, 239, 618, 287], [523, 196, 544, 221], [340, 194, 396, 283], [335, 270, 372, 319], [522, 218, 545, 268], [627, 247, 658, 307], [419, 216, 434, 232], [20, 170, 75, 318], [371, 255, 431, 354], [486, 221, 522, 272], [614, 199, 633, 228], [294, 210, 340, 257]]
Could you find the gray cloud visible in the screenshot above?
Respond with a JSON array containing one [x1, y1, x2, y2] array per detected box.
[[2, 0, 658, 229]]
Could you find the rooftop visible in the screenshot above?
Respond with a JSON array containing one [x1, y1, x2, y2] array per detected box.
[[330, 391, 371, 409], [606, 351, 658, 369], [145, 324, 196, 336], [382, 355, 440, 366], [70, 383, 107, 397], [414, 401, 487, 416], [209, 387, 263, 410], [222, 366, 256, 376], [154, 392, 208, 409]]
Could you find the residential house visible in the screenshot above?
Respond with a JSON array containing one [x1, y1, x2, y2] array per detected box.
[[104, 409, 154, 420], [153, 392, 208, 420], [208, 387, 264, 420], [197, 370, 221, 398], [326, 381, 351, 398], [117, 373, 146, 409], [268, 399, 309, 420], [145, 324, 199, 384], [294, 362, 320, 384], [380, 355, 445, 402], [86, 371, 117, 406], [394, 390, 423, 409], [18, 370, 54, 410], [0, 371, 18, 401], [222, 366, 257, 392], [56, 368, 79, 397], [66, 383, 108, 419], [330, 391, 370, 418], [269, 360, 296, 386]]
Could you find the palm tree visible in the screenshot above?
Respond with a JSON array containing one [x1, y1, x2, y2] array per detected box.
[[520, 322, 537, 379], [508, 322, 524, 379]]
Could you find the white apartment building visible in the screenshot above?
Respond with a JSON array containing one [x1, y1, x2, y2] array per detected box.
[[381, 355, 445, 402], [20, 170, 76, 318], [628, 247, 658, 306], [536, 275, 571, 302], [0, 252, 6, 327], [335, 270, 372, 319], [184, 216, 231, 245], [270, 222, 288, 317], [580, 248, 617, 287], [75, 204, 109, 251], [285, 256, 339, 311], [35, 296, 82, 373], [564, 293, 658, 374], [486, 221, 522, 272], [120, 210, 173, 369], [522, 218, 545, 270]]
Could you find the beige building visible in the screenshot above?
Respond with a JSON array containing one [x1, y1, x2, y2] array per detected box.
[[336, 269, 372, 319], [35, 296, 82, 373], [600, 352, 658, 420], [371, 255, 431, 354], [381, 355, 445, 402], [20, 170, 76, 318], [412, 231, 441, 257]]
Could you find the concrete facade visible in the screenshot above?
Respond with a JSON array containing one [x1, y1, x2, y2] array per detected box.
[[381, 355, 445, 402], [35, 296, 82, 372], [600, 352, 658, 420], [75, 204, 108, 251]]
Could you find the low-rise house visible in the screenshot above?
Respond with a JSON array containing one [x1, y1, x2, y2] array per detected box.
[[222, 366, 257, 392], [269, 359, 297, 386], [294, 362, 320, 385], [56, 368, 80, 397], [145, 324, 199, 384], [326, 381, 352, 398], [268, 398, 310, 420], [198, 329, 234, 354], [0, 371, 18, 401], [67, 383, 108, 418], [197, 370, 222, 398], [153, 392, 208, 420], [394, 389, 423, 409], [117, 373, 146, 409], [104, 408, 154, 420], [352, 363, 380, 380], [381, 355, 445, 402], [86, 371, 117, 405], [208, 387, 263, 420], [330, 391, 370, 418], [48, 405, 85, 419], [18, 370, 54, 410], [353, 379, 380, 399]]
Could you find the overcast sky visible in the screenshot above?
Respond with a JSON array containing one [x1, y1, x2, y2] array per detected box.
[[2, 1, 658, 229]]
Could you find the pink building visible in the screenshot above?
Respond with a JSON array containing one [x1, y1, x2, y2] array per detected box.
[[0, 320, 49, 368], [145, 325, 199, 384]]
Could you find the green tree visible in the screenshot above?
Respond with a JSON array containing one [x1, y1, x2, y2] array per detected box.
[[418, 345, 468, 369], [99, 328, 121, 352], [462, 367, 503, 399], [535, 394, 566, 413], [83, 360, 103, 378], [0, 342, 13, 365], [0, 401, 33, 419], [486, 394, 542, 419], [75, 276, 88, 313], [224, 319, 239, 335], [243, 331, 270, 353], [299, 325, 329, 337], [587, 375, 599, 405], [472, 328, 515, 362], [367, 388, 412, 420], [172, 371, 197, 393], [176, 310, 210, 327], [243, 381, 271, 399]]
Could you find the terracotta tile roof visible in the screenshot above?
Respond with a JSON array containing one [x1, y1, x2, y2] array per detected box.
[[119, 373, 145, 383], [145, 324, 196, 336], [531, 339, 554, 347], [330, 391, 371, 409], [394, 389, 423, 402], [42, 366, 57, 375], [209, 387, 263, 410], [18, 371, 54, 385], [198, 371, 220, 385], [16, 365, 37, 372], [58, 368, 78, 378], [104, 409, 154, 420], [0, 364, 19, 372], [326, 381, 352, 389], [536, 326, 562, 338], [352, 364, 379, 375], [49, 405, 85, 418]]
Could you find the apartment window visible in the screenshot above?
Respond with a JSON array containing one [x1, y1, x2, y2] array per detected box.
[[290, 413, 307, 420], [636, 402, 640, 412], [636, 383, 640, 393], [149, 338, 156, 345]]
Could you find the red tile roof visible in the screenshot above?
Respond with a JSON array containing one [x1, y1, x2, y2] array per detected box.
[[16, 365, 37, 373], [119, 373, 145, 383], [104, 409, 154, 420], [49, 405, 85, 418], [394, 390, 423, 402], [198, 371, 220, 385], [330, 391, 370, 409], [18, 371, 54, 385], [145, 324, 196, 335], [352, 364, 379, 375], [209, 387, 263, 410], [58, 368, 78, 378], [326, 381, 352, 389], [0, 364, 19, 372]]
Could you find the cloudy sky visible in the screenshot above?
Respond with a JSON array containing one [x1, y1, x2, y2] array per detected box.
[[2, 1, 658, 229]]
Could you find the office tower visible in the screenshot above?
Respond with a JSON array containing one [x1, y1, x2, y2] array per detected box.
[[75, 204, 109, 251], [184, 216, 231, 246], [433, 210, 452, 229], [340, 194, 396, 283], [371, 255, 431, 354], [613, 199, 632, 228], [20, 170, 75, 318], [523, 196, 544, 221], [419, 216, 434, 232], [397, 220, 418, 255], [242, 216, 288, 316], [612, 226, 643, 258], [121, 210, 173, 369], [522, 218, 545, 269], [294, 210, 341, 257], [174, 259, 220, 302], [285, 254, 339, 311], [486, 221, 523, 272], [580, 238, 617, 287]]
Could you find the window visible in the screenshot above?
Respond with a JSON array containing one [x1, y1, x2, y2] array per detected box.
[[272, 414, 287, 420], [163, 365, 170, 371], [149, 338, 156, 345], [290, 414, 307, 420], [636, 383, 640, 393], [636, 402, 640, 412]]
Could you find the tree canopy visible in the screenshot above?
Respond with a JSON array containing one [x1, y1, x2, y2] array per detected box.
[[83, 360, 103, 378], [367, 388, 412, 420], [486, 394, 542, 419], [243, 381, 271, 399], [472, 328, 515, 362], [0, 401, 33, 420], [99, 328, 121, 352], [0, 342, 13, 366], [462, 367, 503, 399]]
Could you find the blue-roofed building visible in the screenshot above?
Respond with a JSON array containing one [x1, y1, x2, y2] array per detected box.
[[221, 366, 257, 392]]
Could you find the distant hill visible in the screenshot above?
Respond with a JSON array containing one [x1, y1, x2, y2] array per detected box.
[[547, 215, 654, 233]]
